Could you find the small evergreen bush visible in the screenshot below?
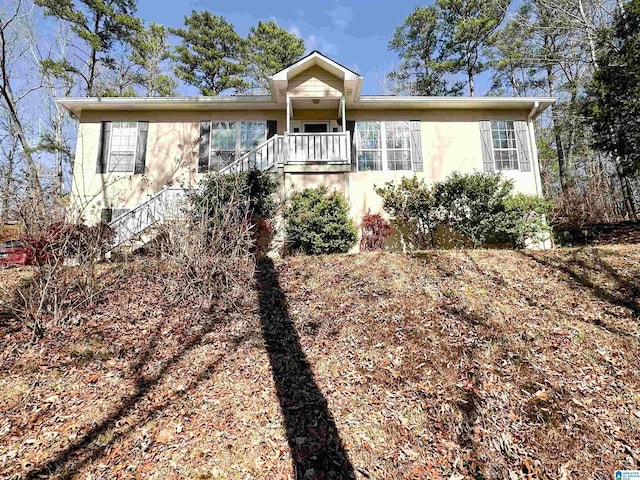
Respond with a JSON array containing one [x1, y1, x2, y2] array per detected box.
[[284, 186, 357, 255], [375, 176, 437, 249], [376, 172, 552, 249]]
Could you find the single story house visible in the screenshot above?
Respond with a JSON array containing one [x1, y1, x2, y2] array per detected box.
[[58, 51, 554, 247]]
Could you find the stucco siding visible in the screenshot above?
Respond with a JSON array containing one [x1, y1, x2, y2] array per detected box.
[[71, 111, 286, 223], [70, 107, 541, 225]]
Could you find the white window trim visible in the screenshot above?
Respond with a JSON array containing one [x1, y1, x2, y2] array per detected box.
[[108, 122, 138, 173], [357, 121, 383, 172], [356, 121, 413, 172], [490, 121, 520, 171]]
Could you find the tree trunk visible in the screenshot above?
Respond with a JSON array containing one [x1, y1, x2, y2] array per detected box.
[[510, 67, 519, 96], [614, 158, 637, 219], [578, 0, 599, 69], [0, 8, 44, 200], [545, 64, 567, 193], [86, 13, 102, 96], [0, 137, 16, 228]]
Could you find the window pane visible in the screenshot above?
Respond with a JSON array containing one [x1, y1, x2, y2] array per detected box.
[[240, 121, 267, 150], [211, 121, 236, 151], [109, 152, 135, 172], [358, 151, 382, 171], [209, 151, 236, 172], [385, 122, 410, 149], [494, 150, 518, 170], [387, 150, 411, 170], [109, 122, 138, 172], [357, 122, 381, 150]]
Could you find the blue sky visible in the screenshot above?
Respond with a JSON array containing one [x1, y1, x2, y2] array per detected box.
[[136, 0, 429, 95]]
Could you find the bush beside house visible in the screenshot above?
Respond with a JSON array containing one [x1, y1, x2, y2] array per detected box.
[[283, 186, 357, 255], [376, 172, 551, 250]]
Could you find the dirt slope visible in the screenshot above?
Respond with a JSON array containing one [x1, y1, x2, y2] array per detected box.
[[1, 246, 639, 479]]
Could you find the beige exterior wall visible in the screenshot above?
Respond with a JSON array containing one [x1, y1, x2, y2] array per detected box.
[[71, 107, 541, 226], [288, 65, 344, 98], [339, 108, 539, 224], [71, 110, 285, 223]]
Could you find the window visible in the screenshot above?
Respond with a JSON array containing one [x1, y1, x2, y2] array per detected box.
[[108, 122, 138, 172], [386, 122, 412, 170], [356, 122, 382, 171], [491, 121, 519, 170], [210, 121, 237, 171], [208, 121, 267, 171], [356, 121, 413, 171], [241, 121, 267, 151]]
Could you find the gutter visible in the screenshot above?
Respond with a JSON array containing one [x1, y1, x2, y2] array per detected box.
[[527, 101, 542, 196]]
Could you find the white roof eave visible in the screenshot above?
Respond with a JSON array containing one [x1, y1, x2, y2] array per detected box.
[[57, 94, 556, 119], [56, 95, 279, 116], [351, 96, 556, 116]]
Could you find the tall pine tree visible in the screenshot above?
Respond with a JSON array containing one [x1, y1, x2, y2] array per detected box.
[[246, 21, 305, 92], [437, 0, 509, 95], [35, 0, 142, 96], [129, 23, 176, 97], [387, 5, 463, 95], [584, 0, 640, 217], [171, 11, 247, 96]]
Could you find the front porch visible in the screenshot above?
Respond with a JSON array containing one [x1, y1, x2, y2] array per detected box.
[[220, 130, 352, 174]]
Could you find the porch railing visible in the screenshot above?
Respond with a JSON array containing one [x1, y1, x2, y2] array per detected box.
[[219, 131, 351, 173], [283, 132, 350, 163]]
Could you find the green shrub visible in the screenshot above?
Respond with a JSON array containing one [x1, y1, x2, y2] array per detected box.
[[284, 186, 357, 255], [375, 176, 436, 249], [376, 172, 552, 249], [501, 193, 553, 248], [430, 171, 515, 246]]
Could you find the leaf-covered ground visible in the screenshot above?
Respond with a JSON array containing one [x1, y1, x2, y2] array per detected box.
[[1, 245, 639, 479]]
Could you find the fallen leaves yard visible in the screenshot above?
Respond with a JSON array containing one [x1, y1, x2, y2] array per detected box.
[[1, 246, 639, 479]]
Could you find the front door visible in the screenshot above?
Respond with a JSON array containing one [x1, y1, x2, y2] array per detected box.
[[303, 122, 329, 133]]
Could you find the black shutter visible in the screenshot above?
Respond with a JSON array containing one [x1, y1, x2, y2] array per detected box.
[[198, 121, 210, 173], [410, 120, 423, 172], [267, 120, 277, 138], [514, 121, 532, 172], [347, 120, 356, 171], [101, 208, 113, 224], [96, 121, 112, 173], [134, 121, 149, 174], [480, 121, 494, 171]]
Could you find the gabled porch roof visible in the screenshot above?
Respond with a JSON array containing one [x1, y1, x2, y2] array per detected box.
[[269, 50, 363, 105]]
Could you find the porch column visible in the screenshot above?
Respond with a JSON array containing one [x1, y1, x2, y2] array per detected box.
[[286, 94, 291, 134], [341, 96, 346, 132]]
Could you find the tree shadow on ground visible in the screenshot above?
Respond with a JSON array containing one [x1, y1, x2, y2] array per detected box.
[[520, 250, 640, 322], [24, 307, 250, 479], [255, 257, 355, 480]]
